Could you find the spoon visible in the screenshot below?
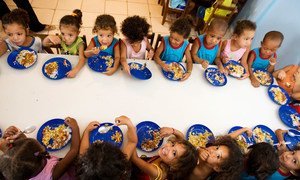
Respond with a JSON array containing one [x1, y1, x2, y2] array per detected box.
[[287, 130, 300, 137], [273, 141, 291, 146], [98, 124, 115, 134], [21, 125, 36, 134]]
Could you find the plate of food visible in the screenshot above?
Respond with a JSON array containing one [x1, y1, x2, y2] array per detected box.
[[228, 126, 255, 154], [252, 125, 278, 145], [128, 62, 152, 80], [7, 47, 37, 69], [42, 58, 72, 80], [136, 121, 163, 152], [224, 60, 245, 78], [253, 68, 273, 86], [204, 67, 227, 86], [186, 124, 215, 148], [37, 118, 72, 151], [162, 62, 186, 81], [279, 105, 300, 129], [268, 85, 290, 105], [88, 51, 114, 73], [89, 122, 123, 148], [284, 129, 300, 151]]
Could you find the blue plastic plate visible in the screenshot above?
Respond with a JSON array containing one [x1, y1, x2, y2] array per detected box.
[[88, 51, 114, 73], [279, 105, 300, 129], [162, 62, 186, 81], [0, 128, 2, 138], [228, 126, 255, 153], [186, 124, 215, 148], [204, 67, 227, 86], [128, 62, 152, 80], [37, 118, 72, 151], [136, 121, 163, 152], [42, 58, 72, 80], [252, 125, 278, 145], [268, 85, 290, 105], [253, 68, 273, 86], [224, 60, 245, 78], [284, 129, 300, 150], [7, 47, 37, 69], [89, 122, 123, 148]]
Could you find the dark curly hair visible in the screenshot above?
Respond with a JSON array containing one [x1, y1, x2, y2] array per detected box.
[[2, 8, 30, 30], [246, 142, 279, 180], [263, 31, 284, 47], [209, 136, 244, 180], [169, 16, 193, 39], [60, 9, 82, 30], [207, 18, 228, 34], [77, 141, 131, 180], [93, 14, 117, 34], [121, 15, 150, 43], [233, 19, 256, 36]]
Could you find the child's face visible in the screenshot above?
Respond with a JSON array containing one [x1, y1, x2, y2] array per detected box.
[[234, 30, 255, 49], [4, 23, 27, 46], [158, 141, 186, 165], [205, 29, 225, 47], [260, 39, 281, 57], [96, 29, 114, 47], [60, 25, 80, 46], [279, 150, 300, 171], [169, 32, 184, 48], [206, 145, 229, 172]]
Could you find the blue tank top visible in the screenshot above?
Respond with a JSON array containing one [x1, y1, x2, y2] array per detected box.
[[93, 36, 118, 57], [251, 48, 276, 70], [196, 35, 219, 64], [160, 36, 189, 62], [240, 170, 290, 180]]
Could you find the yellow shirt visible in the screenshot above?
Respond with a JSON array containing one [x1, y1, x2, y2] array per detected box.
[[204, 0, 235, 22]]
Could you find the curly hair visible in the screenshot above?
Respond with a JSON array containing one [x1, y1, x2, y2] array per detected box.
[[77, 141, 131, 180], [233, 19, 256, 36], [246, 142, 279, 180], [0, 138, 46, 179], [60, 9, 83, 30], [166, 138, 198, 179], [121, 15, 150, 43], [2, 8, 30, 30], [209, 136, 244, 180], [263, 31, 284, 46], [169, 16, 193, 39], [93, 14, 117, 34]]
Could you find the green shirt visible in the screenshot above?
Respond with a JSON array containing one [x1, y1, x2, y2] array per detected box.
[[61, 37, 84, 55]]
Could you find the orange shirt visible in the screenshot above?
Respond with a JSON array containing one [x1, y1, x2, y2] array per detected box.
[[277, 65, 299, 95]]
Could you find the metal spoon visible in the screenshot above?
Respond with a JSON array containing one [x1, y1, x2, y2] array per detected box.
[[273, 141, 291, 146], [21, 125, 36, 134], [98, 121, 120, 134], [287, 130, 300, 137]]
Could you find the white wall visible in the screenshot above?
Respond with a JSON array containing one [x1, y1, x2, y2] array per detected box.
[[232, 0, 300, 69]]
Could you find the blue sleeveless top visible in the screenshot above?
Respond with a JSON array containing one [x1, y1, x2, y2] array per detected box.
[[196, 35, 219, 64], [93, 36, 118, 57], [160, 36, 189, 62], [251, 48, 276, 70]]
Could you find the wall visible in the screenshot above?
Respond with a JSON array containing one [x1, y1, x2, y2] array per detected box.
[[232, 0, 300, 69]]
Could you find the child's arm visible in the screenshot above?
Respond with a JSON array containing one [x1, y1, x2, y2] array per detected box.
[[84, 39, 100, 58], [116, 115, 137, 159], [104, 43, 120, 76], [191, 38, 209, 69], [79, 121, 99, 155], [154, 40, 170, 71], [0, 40, 8, 57], [66, 43, 85, 78], [181, 48, 193, 81], [272, 65, 293, 80], [215, 42, 227, 74], [146, 40, 154, 59], [52, 117, 80, 180], [275, 129, 288, 154], [42, 35, 61, 47], [159, 127, 184, 139], [219, 40, 229, 64], [240, 47, 251, 79], [120, 40, 130, 75], [247, 51, 260, 87], [228, 127, 252, 139], [292, 92, 300, 101]]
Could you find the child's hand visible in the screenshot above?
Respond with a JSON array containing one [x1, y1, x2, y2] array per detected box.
[[277, 70, 286, 80], [147, 49, 154, 59], [277, 141, 288, 152], [84, 121, 99, 132], [201, 60, 209, 69], [48, 35, 61, 45], [219, 66, 228, 75], [123, 63, 131, 75], [244, 127, 253, 137], [162, 62, 170, 71], [239, 72, 249, 80], [269, 57, 277, 66], [2, 126, 19, 139], [66, 69, 78, 78], [251, 77, 260, 88], [104, 67, 114, 76], [65, 117, 79, 131], [199, 147, 209, 161], [159, 127, 174, 138], [92, 47, 100, 55], [294, 70, 300, 80], [115, 115, 133, 127], [181, 72, 191, 81]]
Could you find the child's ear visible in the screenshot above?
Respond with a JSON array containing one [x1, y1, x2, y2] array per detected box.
[[26, 28, 30, 34]]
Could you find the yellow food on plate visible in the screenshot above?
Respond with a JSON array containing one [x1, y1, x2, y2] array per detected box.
[[16, 50, 36, 67], [253, 70, 272, 85], [269, 87, 287, 104], [100, 55, 113, 67], [130, 63, 140, 70], [111, 131, 122, 143], [236, 135, 249, 154], [226, 63, 244, 77], [42, 124, 71, 149], [169, 63, 184, 80], [291, 114, 300, 126], [188, 130, 212, 148], [141, 130, 162, 151], [45, 61, 59, 78], [253, 127, 274, 145]]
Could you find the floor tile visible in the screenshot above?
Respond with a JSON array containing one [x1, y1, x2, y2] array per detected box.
[[149, 4, 162, 18], [128, 2, 149, 16], [82, 12, 99, 28], [150, 17, 170, 34], [80, 27, 93, 44], [82, 0, 105, 13], [105, 1, 127, 15], [7, 5, 17, 10], [148, 0, 159, 5], [52, 10, 72, 25], [3, 0, 15, 6], [128, 0, 148, 3], [57, 0, 82, 11], [33, 8, 55, 25], [31, 0, 58, 9], [112, 14, 128, 29]]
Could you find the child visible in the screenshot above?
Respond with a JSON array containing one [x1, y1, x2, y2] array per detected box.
[[154, 17, 193, 81], [84, 14, 120, 76], [0, 9, 42, 57], [191, 18, 228, 71], [0, 117, 80, 180], [130, 127, 198, 179], [120, 15, 154, 75], [189, 136, 243, 180], [77, 115, 137, 179], [248, 31, 284, 87], [217, 20, 256, 78], [43, 9, 85, 78], [273, 65, 300, 101]]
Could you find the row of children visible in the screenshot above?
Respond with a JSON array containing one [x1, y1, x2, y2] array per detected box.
[[0, 116, 299, 180], [0, 8, 299, 101]]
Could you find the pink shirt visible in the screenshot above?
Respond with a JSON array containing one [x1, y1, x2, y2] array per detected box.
[[222, 39, 246, 62], [123, 37, 147, 59]]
